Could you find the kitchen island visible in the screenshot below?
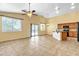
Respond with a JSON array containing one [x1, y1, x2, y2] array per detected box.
[[53, 31, 67, 41]]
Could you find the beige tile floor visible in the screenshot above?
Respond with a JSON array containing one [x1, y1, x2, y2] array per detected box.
[[0, 35, 79, 56]]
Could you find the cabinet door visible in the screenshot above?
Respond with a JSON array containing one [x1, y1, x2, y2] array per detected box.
[[62, 32, 67, 41], [58, 24, 63, 29], [69, 31, 77, 37], [69, 23, 77, 29]]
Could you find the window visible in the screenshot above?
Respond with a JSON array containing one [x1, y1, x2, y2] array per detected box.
[[40, 24, 46, 31], [13, 19, 22, 32], [2, 16, 22, 32]]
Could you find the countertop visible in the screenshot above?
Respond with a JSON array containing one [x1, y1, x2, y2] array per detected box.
[[53, 31, 69, 33]]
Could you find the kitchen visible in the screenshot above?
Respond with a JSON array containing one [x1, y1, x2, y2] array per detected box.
[[53, 22, 79, 41]]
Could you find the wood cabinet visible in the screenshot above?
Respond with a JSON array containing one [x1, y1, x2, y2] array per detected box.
[[61, 32, 67, 41], [69, 31, 77, 37], [69, 23, 77, 29], [58, 22, 77, 29], [58, 24, 63, 29], [58, 22, 77, 38]]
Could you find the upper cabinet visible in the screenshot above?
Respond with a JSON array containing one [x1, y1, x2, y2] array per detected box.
[[58, 22, 77, 29]]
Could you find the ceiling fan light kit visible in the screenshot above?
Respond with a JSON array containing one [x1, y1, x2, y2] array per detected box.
[[27, 11, 32, 17]]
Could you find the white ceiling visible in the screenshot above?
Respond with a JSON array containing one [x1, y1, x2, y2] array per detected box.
[[0, 3, 79, 18]]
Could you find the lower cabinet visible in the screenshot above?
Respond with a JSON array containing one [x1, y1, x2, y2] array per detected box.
[[61, 32, 67, 41], [69, 31, 77, 37]]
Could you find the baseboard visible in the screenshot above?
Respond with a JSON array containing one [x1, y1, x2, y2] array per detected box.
[[0, 37, 30, 43], [0, 35, 51, 43]]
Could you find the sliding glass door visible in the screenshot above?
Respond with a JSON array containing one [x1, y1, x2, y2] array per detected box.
[[31, 24, 39, 37]]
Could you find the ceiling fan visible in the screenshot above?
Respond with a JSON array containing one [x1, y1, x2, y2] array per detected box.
[[21, 3, 38, 17]]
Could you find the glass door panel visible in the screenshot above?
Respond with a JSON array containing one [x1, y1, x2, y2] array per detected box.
[[31, 24, 39, 36]]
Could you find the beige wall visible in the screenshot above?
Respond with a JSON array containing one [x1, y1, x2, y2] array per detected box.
[[0, 12, 46, 42], [30, 15, 47, 35], [47, 11, 79, 35], [1, 10, 78, 42]]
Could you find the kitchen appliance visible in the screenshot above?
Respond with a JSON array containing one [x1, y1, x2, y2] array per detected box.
[[63, 26, 69, 36]]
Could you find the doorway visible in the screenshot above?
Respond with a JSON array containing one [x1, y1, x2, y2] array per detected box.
[[31, 24, 39, 37]]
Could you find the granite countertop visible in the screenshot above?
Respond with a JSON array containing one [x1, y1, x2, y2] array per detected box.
[[53, 29, 69, 33], [53, 31, 69, 32]]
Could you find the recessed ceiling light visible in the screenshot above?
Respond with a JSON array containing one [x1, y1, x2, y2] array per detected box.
[[56, 10, 59, 14], [71, 3, 75, 5], [55, 6, 60, 14], [70, 3, 75, 9], [70, 3, 75, 10], [70, 6, 75, 9], [55, 6, 60, 10]]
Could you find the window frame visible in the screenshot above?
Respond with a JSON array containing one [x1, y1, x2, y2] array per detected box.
[[2, 16, 23, 32], [39, 23, 46, 31]]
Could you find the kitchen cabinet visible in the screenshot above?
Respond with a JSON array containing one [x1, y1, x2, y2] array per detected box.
[[61, 32, 67, 41], [69, 31, 77, 37], [58, 22, 77, 38]]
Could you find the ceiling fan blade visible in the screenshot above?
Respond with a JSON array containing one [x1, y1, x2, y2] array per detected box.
[[32, 10, 36, 13], [22, 10, 27, 13], [32, 10, 36, 15], [21, 13, 26, 15], [32, 13, 38, 16]]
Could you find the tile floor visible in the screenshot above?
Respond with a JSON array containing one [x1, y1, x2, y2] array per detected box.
[[0, 35, 79, 56]]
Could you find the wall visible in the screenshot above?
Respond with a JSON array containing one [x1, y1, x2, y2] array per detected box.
[[47, 11, 79, 35], [30, 15, 47, 35], [0, 12, 46, 42]]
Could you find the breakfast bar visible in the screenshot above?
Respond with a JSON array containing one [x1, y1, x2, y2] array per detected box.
[[53, 31, 67, 41]]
